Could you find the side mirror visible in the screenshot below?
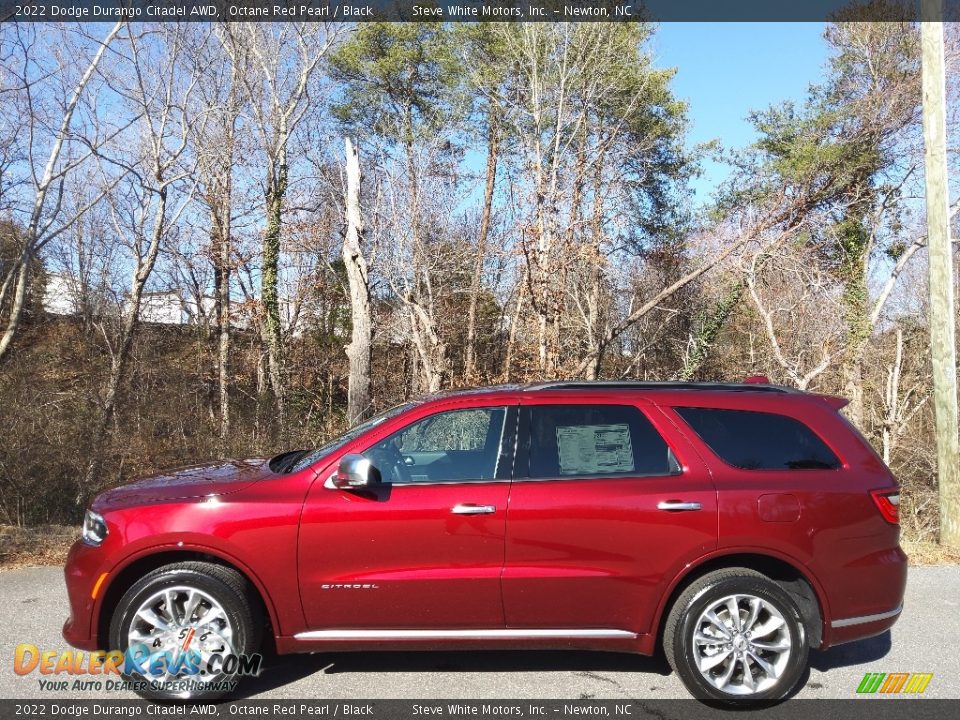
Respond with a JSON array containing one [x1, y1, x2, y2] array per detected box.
[[328, 453, 380, 489]]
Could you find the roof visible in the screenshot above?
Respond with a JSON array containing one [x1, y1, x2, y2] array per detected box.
[[524, 380, 796, 394]]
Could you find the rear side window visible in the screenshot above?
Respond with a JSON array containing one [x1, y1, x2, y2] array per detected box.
[[524, 404, 679, 479], [675, 407, 840, 470]]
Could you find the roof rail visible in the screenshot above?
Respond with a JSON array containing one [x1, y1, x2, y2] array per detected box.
[[523, 380, 797, 394]]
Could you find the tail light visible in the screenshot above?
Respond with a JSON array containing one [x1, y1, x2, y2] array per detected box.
[[871, 489, 900, 525]]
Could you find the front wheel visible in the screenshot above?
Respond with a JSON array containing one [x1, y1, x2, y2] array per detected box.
[[108, 561, 261, 701], [663, 568, 809, 702]]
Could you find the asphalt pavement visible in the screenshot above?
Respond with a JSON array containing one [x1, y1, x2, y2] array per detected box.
[[1, 565, 957, 701]]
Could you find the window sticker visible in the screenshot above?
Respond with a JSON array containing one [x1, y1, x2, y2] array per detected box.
[[556, 423, 635, 475]]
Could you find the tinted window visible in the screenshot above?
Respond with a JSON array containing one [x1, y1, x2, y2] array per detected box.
[[364, 407, 508, 483], [524, 404, 678, 479], [675, 407, 840, 470], [288, 402, 415, 473]]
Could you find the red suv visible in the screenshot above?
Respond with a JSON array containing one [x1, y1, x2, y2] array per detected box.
[[63, 380, 906, 702]]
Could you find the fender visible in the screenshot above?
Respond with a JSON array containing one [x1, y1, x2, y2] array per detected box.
[[650, 545, 833, 649], [94, 540, 286, 642]]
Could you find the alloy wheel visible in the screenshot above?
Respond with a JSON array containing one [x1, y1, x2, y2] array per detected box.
[[127, 584, 235, 688], [692, 593, 793, 695]]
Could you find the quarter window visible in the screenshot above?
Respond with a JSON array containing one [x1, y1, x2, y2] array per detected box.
[[675, 407, 840, 470], [523, 404, 678, 479]]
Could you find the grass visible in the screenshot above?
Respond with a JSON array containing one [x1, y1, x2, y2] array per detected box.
[[900, 539, 960, 566], [0, 524, 77, 570]]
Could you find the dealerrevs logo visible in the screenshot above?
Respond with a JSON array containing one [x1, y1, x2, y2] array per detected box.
[[14, 643, 262, 693], [856, 672, 933, 694]]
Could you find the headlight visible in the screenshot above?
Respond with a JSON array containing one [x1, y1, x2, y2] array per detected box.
[[81, 510, 108, 546]]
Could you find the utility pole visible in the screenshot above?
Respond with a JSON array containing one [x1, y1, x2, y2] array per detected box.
[[921, 0, 960, 547]]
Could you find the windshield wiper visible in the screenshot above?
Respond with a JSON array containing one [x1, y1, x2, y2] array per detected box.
[[269, 449, 309, 474]]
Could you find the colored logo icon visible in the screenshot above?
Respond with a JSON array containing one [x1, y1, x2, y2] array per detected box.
[[857, 672, 933, 694]]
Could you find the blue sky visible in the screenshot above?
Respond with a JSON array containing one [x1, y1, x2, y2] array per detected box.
[[654, 22, 830, 205]]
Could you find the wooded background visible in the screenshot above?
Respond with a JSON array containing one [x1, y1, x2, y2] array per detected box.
[[0, 20, 957, 544]]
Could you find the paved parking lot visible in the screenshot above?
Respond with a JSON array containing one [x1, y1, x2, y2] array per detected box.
[[1, 565, 957, 701]]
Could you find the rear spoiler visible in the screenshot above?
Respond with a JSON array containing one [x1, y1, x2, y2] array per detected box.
[[740, 376, 850, 410], [813, 394, 850, 411]]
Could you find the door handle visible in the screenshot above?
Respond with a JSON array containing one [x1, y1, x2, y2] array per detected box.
[[451, 504, 496, 515], [657, 500, 702, 512]]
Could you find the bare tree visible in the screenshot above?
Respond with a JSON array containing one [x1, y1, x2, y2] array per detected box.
[[464, 111, 500, 383], [82, 24, 200, 499], [190, 26, 245, 440], [876, 326, 929, 464], [568, 199, 813, 378], [220, 23, 341, 431], [490, 24, 691, 378], [744, 245, 841, 390], [0, 22, 124, 361], [46, 187, 123, 326], [493, 23, 597, 376]]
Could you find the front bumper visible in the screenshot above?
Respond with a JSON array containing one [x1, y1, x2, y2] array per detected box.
[[62, 538, 108, 651]]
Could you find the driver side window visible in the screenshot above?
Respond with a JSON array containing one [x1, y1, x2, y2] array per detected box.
[[364, 407, 509, 484]]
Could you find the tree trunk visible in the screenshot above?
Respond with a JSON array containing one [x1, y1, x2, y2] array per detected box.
[[584, 142, 606, 381], [402, 119, 447, 392], [537, 313, 549, 376], [0, 258, 30, 360], [216, 197, 231, 441], [838, 220, 871, 429], [679, 281, 747, 381], [215, 78, 239, 442], [530, 128, 552, 376], [407, 301, 448, 393], [881, 327, 906, 465], [262, 155, 287, 431], [0, 258, 18, 311], [464, 110, 500, 383], [342, 137, 372, 426], [503, 270, 527, 383]]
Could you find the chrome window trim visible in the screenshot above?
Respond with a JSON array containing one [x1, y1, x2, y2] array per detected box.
[[375, 472, 682, 488], [508, 471, 683, 484], [385, 478, 512, 487]]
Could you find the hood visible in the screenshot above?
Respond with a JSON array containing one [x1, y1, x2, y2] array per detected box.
[[93, 457, 274, 511]]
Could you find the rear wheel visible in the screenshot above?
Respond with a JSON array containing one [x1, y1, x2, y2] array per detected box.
[[108, 561, 261, 700], [663, 568, 808, 702]]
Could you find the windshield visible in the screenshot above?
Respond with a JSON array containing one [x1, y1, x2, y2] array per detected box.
[[287, 402, 416, 474]]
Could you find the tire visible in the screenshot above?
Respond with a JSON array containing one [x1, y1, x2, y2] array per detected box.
[[108, 561, 262, 701], [663, 568, 809, 702]]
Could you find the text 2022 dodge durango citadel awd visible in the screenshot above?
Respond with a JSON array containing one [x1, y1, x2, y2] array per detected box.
[[63, 379, 906, 702]]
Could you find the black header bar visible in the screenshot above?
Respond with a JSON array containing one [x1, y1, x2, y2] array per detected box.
[[2, 0, 958, 23], [0, 700, 952, 719]]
